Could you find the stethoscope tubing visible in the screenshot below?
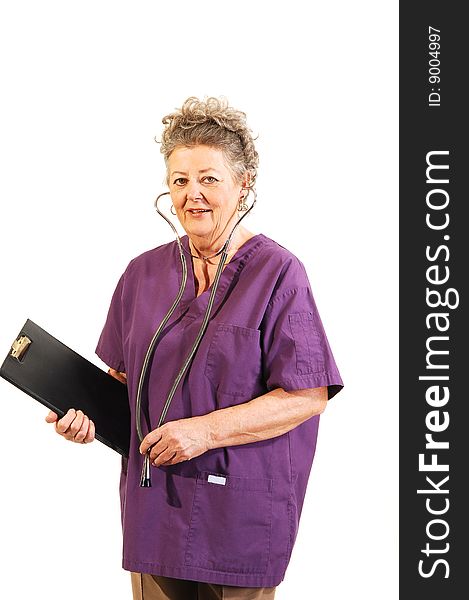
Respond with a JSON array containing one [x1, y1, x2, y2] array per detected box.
[[137, 189, 256, 487]]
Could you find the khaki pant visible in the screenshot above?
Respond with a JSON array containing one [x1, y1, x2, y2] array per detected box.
[[131, 572, 276, 600]]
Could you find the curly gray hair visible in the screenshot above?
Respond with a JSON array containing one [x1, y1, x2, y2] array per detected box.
[[158, 96, 259, 186]]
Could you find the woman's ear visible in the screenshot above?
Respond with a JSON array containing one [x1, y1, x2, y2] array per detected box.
[[241, 172, 251, 190]]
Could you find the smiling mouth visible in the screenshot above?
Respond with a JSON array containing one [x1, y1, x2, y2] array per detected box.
[[187, 209, 211, 214]]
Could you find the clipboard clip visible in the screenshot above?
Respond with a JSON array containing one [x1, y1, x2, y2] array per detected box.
[[10, 335, 32, 361]]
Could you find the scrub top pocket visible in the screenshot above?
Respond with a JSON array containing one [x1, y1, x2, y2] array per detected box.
[[205, 323, 262, 398], [184, 471, 273, 574]]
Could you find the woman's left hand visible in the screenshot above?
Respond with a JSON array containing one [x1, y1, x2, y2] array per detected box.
[[139, 416, 212, 467]]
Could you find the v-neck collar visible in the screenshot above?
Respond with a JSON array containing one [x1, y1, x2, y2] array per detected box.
[[176, 233, 266, 319]]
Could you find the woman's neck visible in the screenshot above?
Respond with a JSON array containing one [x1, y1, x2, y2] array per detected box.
[[188, 226, 252, 263], [190, 227, 256, 297]]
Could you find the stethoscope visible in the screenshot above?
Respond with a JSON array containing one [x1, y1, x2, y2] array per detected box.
[[136, 188, 257, 487]]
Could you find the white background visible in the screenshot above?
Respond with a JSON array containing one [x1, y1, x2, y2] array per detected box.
[[0, 1, 398, 598]]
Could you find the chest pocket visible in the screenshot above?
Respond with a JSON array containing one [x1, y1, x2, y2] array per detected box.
[[205, 323, 262, 399]]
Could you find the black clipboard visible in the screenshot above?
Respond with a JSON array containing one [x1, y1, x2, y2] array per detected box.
[[0, 319, 130, 457]]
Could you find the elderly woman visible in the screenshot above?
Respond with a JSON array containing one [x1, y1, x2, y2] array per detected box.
[[46, 97, 343, 600]]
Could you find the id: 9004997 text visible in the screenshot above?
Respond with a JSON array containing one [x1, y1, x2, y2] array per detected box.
[[428, 26, 441, 107]]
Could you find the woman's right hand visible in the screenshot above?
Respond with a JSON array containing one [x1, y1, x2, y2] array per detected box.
[[45, 409, 95, 444]]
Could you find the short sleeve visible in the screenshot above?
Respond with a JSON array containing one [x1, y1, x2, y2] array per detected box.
[[95, 273, 126, 372], [261, 266, 343, 400]]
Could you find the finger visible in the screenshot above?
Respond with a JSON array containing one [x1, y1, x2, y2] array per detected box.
[[68, 410, 85, 438], [55, 409, 77, 434], [153, 449, 177, 467], [108, 368, 127, 384], [45, 411, 58, 423], [84, 420, 95, 444], [149, 439, 169, 464], [74, 415, 90, 443], [139, 430, 163, 455]]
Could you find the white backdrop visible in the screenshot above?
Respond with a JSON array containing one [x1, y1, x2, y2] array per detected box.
[[0, 1, 398, 598]]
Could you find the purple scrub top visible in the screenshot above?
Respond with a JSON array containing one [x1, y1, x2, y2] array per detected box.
[[96, 233, 343, 588]]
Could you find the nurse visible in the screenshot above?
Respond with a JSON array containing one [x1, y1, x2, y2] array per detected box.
[[46, 96, 343, 600]]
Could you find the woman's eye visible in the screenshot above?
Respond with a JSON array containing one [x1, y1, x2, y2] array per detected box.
[[203, 176, 218, 184], [173, 178, 187, 186]]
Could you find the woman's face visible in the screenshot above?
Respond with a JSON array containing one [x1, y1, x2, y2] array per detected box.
[[167, 145, 243, 248]]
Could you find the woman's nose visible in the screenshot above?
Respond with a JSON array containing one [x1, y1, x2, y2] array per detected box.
[[186, 179, 203, 201]]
